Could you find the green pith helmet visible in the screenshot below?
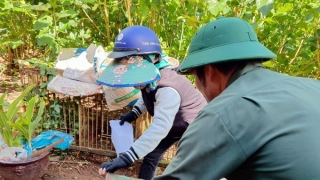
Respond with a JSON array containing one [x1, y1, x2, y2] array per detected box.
[[180, 17, 277, 73]]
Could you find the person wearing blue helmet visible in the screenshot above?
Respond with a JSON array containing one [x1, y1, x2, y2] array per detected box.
[[153, 17, 320, 180], [97, 25, 207, 180]]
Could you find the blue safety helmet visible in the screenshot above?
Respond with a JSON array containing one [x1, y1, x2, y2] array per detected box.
[[108, 26, 162, 59]]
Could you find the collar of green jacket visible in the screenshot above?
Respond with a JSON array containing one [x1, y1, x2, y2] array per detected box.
[[227, 62, 263, 87]]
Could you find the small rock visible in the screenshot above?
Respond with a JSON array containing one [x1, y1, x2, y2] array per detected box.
[[73, 177, 78, 179]]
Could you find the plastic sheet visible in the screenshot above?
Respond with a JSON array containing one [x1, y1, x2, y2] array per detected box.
[[0, 134, 7, 149], [31, 130, 74, 151], [109, 120, 134, 157], [22, 130, 74, 155], [0, 147, 27, 162]]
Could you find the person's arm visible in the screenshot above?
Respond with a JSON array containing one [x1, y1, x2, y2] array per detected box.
[[99, 87, 181, 173], [127, 87, 181, 161], [133, 96, 147, 116], [119, 96, 146, 126], [153, 109, 246, 180]]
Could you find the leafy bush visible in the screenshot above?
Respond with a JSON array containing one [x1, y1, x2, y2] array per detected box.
[[0, 0, 319, 78]]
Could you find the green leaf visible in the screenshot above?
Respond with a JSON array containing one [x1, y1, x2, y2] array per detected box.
[[92, 4, 99, 11], [40, 68, 46, 76], [0, 109, 9, 128], [81, 4, 90, 9], [0, 2, 5, 8], [9, 121, 31, 144], [10, 39, 24, 49], [69, 32, 76, 40], [284, 43, 295, 52], [12, 7, 30, 13], [264, 17, 277, 24], [6, 85, 35, 122], [37, 35, 54, 46], [33, 101, 45, 125], [8, 96, 45, 149], [29, 4, 52, 11], [33, 20, 49, 30], [80, 29, 85, 36], [263, 61, 274, 68], [0, 1, 13, 9], [61, 0, 72, 5], [25, 96, 38, 124], [250, 23, 258, 30], [40, 82, 48, 88], [79, 0, 95, 3], [54, 105, 61, 113], [140, 1, 150, 17], [278, 3, 293, 13], [56, 9, 78, 18], [0, 93, 6, 111], [0, 110, 14, 146], [305, 14, 314, 23], [256, 0, 274, 17], [243, 12, 253, 20], [208, 1, 226, 16]]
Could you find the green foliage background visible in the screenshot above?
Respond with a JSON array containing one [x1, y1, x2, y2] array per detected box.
[[0, 0, 319, 78]]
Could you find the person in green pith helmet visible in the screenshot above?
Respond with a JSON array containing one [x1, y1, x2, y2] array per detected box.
[[153, 17, 320, 180]]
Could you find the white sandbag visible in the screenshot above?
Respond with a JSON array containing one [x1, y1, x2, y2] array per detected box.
[[109, 120, 134, 157], [93, 46, 112, 76], [86, 44, 97, 63], [62, 67, 97, 84], [55, 50, 91, 71], [66, 51, 92, 71], [57, 47, 87, 61], [47, 75, 102, 96], [103, 86, 141, 111], [56, 50, 98, 84]]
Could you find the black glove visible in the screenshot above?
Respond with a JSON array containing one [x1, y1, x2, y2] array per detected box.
[[100, 153, 133, 173], [119, 106, 142, 126]]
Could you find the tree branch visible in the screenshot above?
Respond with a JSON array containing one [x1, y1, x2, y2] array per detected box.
[[289, 39, 304, 64], [81, 7, 108, 40]]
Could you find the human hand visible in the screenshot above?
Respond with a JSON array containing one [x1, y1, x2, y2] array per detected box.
[[99, 153, 133, 175], [119, 111, 138, 126]]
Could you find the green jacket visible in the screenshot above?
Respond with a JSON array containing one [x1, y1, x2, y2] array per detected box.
[[154, 63, 320, 180]]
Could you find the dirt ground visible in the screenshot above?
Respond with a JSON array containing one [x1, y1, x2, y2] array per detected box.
[[0, 73, 22, 103], [42, 149, 144, 180]]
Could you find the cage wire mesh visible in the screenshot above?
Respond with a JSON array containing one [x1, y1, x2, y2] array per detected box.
[[19, 68, 177, 164]]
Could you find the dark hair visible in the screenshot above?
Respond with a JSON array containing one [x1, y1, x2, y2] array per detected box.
[[214, 61, 247, 75], [195, 65, 206, 87], [195, 59, 264, 87]]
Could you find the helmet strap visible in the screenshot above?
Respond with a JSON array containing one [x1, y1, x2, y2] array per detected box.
[[142, 54, 159, 64], [142, 54, 153, 63]]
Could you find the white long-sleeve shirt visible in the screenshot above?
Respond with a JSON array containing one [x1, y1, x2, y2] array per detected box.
[[127, 87, 181, 160]]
